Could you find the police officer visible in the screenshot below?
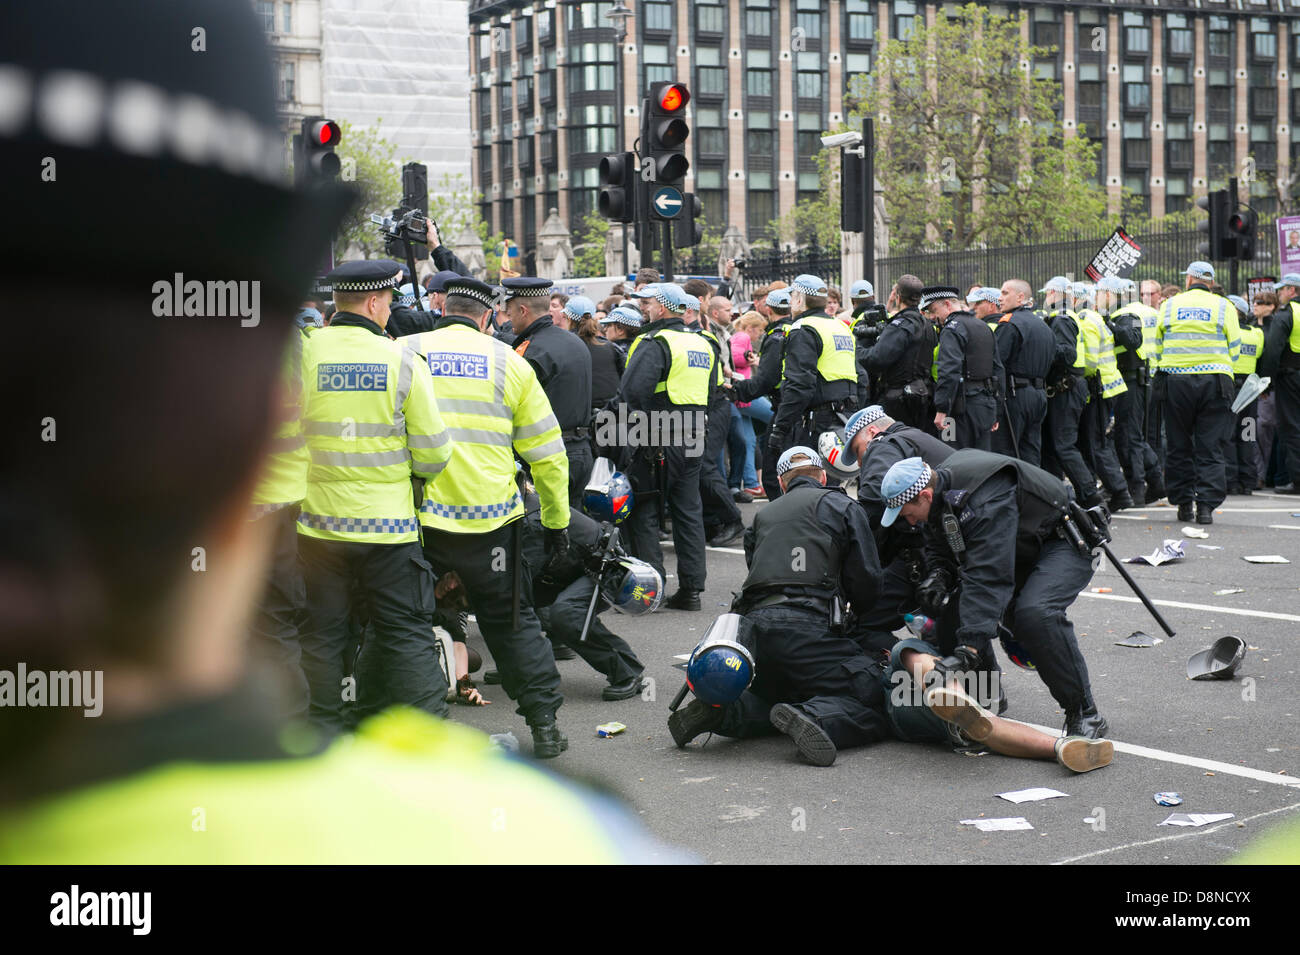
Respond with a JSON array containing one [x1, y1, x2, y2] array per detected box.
[[1225, 295, 1264, 495], [507, 277, 594, 504], [1038, 277, 1102, 507], [864, 274, 936, 431], [1261, 273, 1300, 494], [881, 452, 1108, 738], [399, 277, 572, 758], [846, 279, 884, 406], [599, 304, 643, 349], [296, 259, 455, 733], [1071, 282, 1131, 510], [667, 447, 886, 766], [927, 285, 1004, 450], [732, 288, 797, 499], [768, 274, 860, 457], [616, 282, 717, 610], [521, 492, 649, 700], [967, 286, 1002, 329], [991, 279, 1055, 466], [1153, 262, 1242, 524], [1108, 278, 1164, 504]]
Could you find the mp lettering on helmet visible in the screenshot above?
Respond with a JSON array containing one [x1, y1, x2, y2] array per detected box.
[[687, 349, 712, 369], [428, 352, 489, 379], [317, 363, 389, 391], [1175, 307, 1211, 324], [833, 334, 853, 351]]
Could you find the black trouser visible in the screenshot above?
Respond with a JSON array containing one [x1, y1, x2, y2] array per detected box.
[[298, 535, 447, 733], [1146, 380, 1167, 481], [715, 605, 893, 749], [565, 438, 593, 507], [1276, 369, 1300, 485], [540, 575, 644, 685], [622, 440, 707, 592], [882, 387, 935, 435], [936, 536, 1097, 714], [1114, 376, 1154, 494], [422, 521, 563, 727], [948, 392, 996, 451], [1077, 391, 1127, 495], [1225, 378, 1260, 491], [249, 506, 310, 719], [761, 395, 784, 500], [1042, 377, 1097, 501], [1160, 373, 1234, 508], [700, 396, 742, 530], [992, 385, 1046, 465]]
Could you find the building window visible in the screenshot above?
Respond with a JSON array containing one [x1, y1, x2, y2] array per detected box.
[[1208, 30, 1232, 59], [1167, 84, 1193, 113], [698, 66, 726, 97], [1168, 28, 1193, 57], [1123, 13, 1149, 55], [848, 13, 874, 42], [1166, 64, 1188, 85], [845, 52, 872, 84], [1254, 33, 1278, 60], [279, 61, 294, 102], [697, 107, 725, 154], [1078, 82, 1102, 110], [537, 10, 551, 41], [256, 1, 274, 33], [748, 189, 774, 239], [747, 129, 774, 156], [747, 70, 772, 97], [1209, 87, 1232, 114], [894, 0, 917, 41], [1125, 84, 1150, 112], [746, 10, 771, 36], [697, 6, 724, 35], [698, 167, 724, 226], [281, 1, 292, 34], [796, 12, 821, 40], [797, 70, 822, 99], [569, 2, 616, 32], [644, 1, 673, 33]]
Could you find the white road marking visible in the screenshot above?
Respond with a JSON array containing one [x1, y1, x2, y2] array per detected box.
[[1050, 800, 1300, 865], [1078, 590, 1300, 623], [1015, 718, 1300, 788], [1268, 525, 1300, 531]]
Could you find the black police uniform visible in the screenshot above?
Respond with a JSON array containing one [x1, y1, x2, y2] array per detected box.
[[521, 496, 646, 689], [991, 306, 1054, 465], [712, 477, 891, 750], [850, 301, 888, 406], [769, 309, 859, 453], [935, 310, 1004, 451], [1110, 308, 1158, 501], [733, 313, 795, 500], [1040, 309, 1103, 507], [918, 449, 1105, 736], [866, 306, 938, 432], [1260, 301, 1300, 493], [613, 315, 715, 596], [513, 313, 594, 504], [853, 423, 954, 652]]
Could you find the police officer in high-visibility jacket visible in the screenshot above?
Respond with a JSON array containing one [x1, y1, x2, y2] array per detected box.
[[296, 260, 455, 733], [1037, 278, 1100, 507], [1224, 295, 1265, 495], [399, 277, 572, 758], [1260, 273, 1300, 494], [1072, 282, 1132, 511], [1107, 279, 1164, 504], [1153, 262, 1242, 524], [768, 273, 859, 455], [249, 324, 311, 718], [616, 282, 717, 611]]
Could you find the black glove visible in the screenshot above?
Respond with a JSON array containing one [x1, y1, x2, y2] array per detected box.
[[916, 567, 955, 618], [933, 644, 981, 680], [543, 527, 569, 558], [767, 432, 785, 455]]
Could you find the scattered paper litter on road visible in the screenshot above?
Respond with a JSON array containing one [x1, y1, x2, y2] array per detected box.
[[1115, 631, 1162, 648], [1124, 539, 1185, 566], [960, 817, 1034, 832], [1243, 555, 1290, 564], [1181, 526, 1210, 539], [1196, 544, 1223, 550], [1213, 588, 1245, 595], [997, 788, 1068, 804], [1158, 813, 1234, 828]]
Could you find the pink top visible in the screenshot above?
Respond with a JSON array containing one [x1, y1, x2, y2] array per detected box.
[[731, 332, 753, 379]]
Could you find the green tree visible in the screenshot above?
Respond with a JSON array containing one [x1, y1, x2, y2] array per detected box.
[[331, 118, 402, 260], [571, 209, 611, 276], [768, 148, 842, 250], [848, 2, 1106, 252]]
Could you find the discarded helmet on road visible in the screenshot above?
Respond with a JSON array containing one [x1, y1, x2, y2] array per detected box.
[[602, 557, 663, 615], [686, 613, 757, 705]]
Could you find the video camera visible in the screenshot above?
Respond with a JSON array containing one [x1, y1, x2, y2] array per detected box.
[[371, 208, 436, 260]]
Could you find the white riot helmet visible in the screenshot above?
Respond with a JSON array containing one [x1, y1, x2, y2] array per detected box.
[[817, 428, 859, 483]]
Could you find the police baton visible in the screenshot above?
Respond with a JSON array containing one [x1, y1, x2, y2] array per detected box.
[[577, 526, 621, 644], [510, 518, 523, 632]]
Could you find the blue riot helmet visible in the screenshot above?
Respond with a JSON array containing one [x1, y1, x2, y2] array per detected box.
[[686, 613, 757, 705], [583, 469, 634, 525], [602, 557, 663, 615]]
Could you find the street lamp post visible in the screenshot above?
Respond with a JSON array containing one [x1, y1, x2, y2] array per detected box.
[[606, 1, 633, 277]]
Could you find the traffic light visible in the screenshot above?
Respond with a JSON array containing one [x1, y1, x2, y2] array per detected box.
[[674, 193, 703, 247], [840, 151, 865, 233], [642, 81, 691, 186], [1196, 188, 1235, 260], [295, 116, 341, 187], [1228, 206, 1258, 261], [598, 152, 636, 223]]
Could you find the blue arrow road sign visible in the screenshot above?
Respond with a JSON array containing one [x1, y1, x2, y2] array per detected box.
[[651, 186, 684, 219]]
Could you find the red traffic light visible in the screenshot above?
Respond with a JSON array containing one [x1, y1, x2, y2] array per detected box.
[[658, 84, 689, 112], [310, 120, 341, 147]]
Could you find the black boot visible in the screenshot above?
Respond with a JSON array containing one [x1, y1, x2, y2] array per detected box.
[[708, 521, 745, 548], [1108, 488, 1134, 511], [1196, 502, 1214, 525], [769, 703, 837, 766], [602, 674, 646, 701], [668, 699, 723, 747], [665, 589, 701, 611], [1144, 478, 1166, 504], [1063, 704, 1109, 740], [530, 720, 569, 759], [1177, 503, 1194, 523]]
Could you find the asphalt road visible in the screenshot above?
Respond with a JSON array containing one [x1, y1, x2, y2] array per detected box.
[[450, 490, 1300, 865]]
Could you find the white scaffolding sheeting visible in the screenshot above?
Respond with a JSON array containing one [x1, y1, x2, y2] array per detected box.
[[322, 0, 472, 193]]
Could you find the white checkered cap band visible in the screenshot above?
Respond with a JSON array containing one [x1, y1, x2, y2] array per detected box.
[[445, 282, 496, 307], [776, 446, 823, 476], [919, 290, 958, 309], [793, 274, 827, 295], [507, 286, 551, 297], [884, 463, 932, 510], [845, 406, 886, 444], [333, 273, 401, 292], [656, 286, 685, 311]]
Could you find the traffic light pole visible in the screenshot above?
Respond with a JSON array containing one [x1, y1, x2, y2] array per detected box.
[[1230, 176, 1239, 293], [862, 119, 874, 290], [660, 220, 674, 282]]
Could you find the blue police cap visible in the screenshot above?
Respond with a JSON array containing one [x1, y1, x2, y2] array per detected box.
[[841, 405, 888, 466], [1273, 272, 1300, 290], [682, 293, 700, 311], [1227, 295, 1250, 317], [880, 456, 933, 527], [849, 280, 875, 299], [792, 274, 828, 296], [1184, 261, 1215, 281], [1095, 275, 1130, 293], [563, 295, 596, 319], [328, 259, 403, 293], [967, 286, 1001, 305], [1039, 276, 1070, 294], [766, 288, 791, 309], [600, 305, 644, 328]]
